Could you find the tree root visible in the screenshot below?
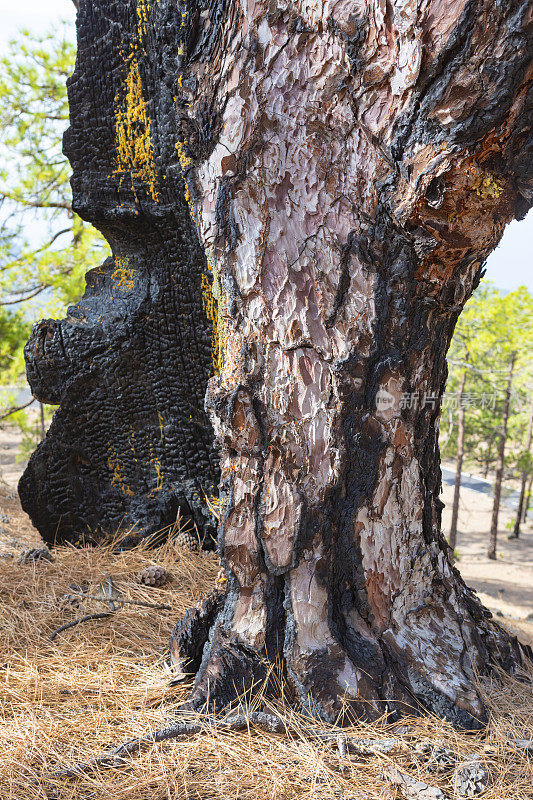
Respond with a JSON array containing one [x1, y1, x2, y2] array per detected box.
[[48, 710, 400, 780]]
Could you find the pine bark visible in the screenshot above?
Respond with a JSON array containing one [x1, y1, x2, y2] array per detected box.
[[25, 0, 533, 727], [449, 368, 467, 552], [488, 353, 516, 559], [172, 0, 533, 728]]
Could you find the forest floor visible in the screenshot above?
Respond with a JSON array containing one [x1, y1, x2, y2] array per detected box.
[[0, 426, 532, 799]]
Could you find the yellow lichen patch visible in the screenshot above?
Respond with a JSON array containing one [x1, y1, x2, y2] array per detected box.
[[113, 57, 159, 202], [158, 411, 165, 444], [175, 142, 196, 221], [107, 450, 134, 497], [474, 171, 504, 200], [136, 0, 152, 42], [112, 257, 135, 292], [153, 459, 163, 493], [175, 140, 193, 170], [202, 264, 225, 376]]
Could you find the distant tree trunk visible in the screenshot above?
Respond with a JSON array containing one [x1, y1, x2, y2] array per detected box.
[[449, 368, 467, 552], [37, 0, 532, 727], [524, 474, 533, 522], [488, 354, 516, 559], [510, 397, 533, 538], [39, 403, 45, 441]]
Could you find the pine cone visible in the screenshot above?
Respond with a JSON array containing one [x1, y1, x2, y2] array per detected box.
[[19, 547, 54, 564], [454, 759, 492, 797], [138, 564, 170, 587], [175, 528, 200, 552]]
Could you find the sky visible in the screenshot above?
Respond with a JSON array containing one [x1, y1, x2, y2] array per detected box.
[[0, 0, 531, 292]]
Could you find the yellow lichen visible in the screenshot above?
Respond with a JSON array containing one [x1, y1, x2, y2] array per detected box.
[[136, 0, 151, 42], [202, 255, 227, 376], [113, 257, 135, 291], [158, 411, 165, 444], [153, 459, 163, 493], [108, 450, 134, 496], [474, 172, 504, 200], [113, 57, 159, 202]]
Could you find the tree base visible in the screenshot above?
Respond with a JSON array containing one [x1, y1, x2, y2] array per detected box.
[[171, 588, 531, 730]]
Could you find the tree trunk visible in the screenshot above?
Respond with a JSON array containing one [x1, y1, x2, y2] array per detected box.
[[488, 353, 516, 559], [172, 0, 532, 727], [33, 0, 532, 727], [510, 396, 533, 538], [19, 0, 220, 547], [524, 474, 533, 522], [449, 368, 467, 552]]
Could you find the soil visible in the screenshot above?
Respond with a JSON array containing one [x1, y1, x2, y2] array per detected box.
[[1, 424, 532, 645]]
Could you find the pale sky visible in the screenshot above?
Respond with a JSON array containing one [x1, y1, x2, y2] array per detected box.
[[0, 0, 531, 292]]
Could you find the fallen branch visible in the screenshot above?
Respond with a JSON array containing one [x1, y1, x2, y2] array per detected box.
[[49, 612, 112, 641], [49, 710, 399, 780], [67, 591, 172, 611]]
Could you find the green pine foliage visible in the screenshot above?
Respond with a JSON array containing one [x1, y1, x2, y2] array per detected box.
[[0, 25, 110, 442], [440, 283, 533, 489]]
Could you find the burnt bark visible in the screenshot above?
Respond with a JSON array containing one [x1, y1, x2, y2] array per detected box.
[[19, 0, 220, 547], [26, 0, 533, 727]]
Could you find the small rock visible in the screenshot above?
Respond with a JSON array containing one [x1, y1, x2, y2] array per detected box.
[[18, 547, 54, 565], [454, 758, 492, 797], [510, 738, 533, 754], [384, 765, 446, 799], [414, 739, 456, 773]]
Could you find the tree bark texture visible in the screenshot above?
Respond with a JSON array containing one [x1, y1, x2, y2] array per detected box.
[[19, 0, 220, 547], [488, 352, 516, 559], [449, 368, 466, 552], [26, 0, 533, 727], [172, 0, 533, 728]]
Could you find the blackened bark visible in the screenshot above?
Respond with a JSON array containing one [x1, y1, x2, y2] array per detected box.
[[488, 353, 516, 559], [19, 0, 220, 547], [449, 369, 467, 552]]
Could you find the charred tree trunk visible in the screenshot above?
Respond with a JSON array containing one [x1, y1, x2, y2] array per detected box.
[[449, 368, 467, 553], [488, 353, 516, 560], [27, 0, 533, 727], [170, 0, 533, 728], [19, 0, 220, 547], [510, 396, 533, 539]]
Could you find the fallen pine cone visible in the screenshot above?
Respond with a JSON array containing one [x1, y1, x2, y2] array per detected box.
[[175, 528, 200, 552], [454, 758, 492, 797], [138, 565, 170, 587]]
